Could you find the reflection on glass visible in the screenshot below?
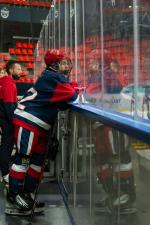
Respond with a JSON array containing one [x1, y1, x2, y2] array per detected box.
[[94, 123, 136, 214], [34, 0, 150, 119], [34, 1, 150, 224], [58, 111, 150, 225]]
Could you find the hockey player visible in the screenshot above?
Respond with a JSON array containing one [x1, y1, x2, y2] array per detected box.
[[94, 122, 136, 214], [5, 49, 78, 215], [0, 61, 22, 186]]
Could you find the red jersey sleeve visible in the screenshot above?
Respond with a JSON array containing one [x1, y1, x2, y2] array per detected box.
[[51, 82, 78, 103]]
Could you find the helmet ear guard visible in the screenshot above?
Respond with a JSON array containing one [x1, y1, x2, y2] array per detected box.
[[47, 60, 60, 72], [44, 49, 73, 74]]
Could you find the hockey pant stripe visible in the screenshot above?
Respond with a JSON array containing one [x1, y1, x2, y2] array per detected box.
[[10, 125, 48, 193]]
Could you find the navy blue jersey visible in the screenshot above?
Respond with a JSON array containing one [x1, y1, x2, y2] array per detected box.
[[13, 69, 78, 131]]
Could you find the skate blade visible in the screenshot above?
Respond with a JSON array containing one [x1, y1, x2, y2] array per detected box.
[[95, 206, 112, 215], [119, 207, 137, 215], [5, 208, 44, 216], [95, 207, 137, 215]]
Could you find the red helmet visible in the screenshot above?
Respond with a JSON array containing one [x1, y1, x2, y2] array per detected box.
[[44, 49, 64, 66]]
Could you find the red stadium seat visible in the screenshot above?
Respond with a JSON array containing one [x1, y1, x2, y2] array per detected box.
[[31, 1, 39, 7], [29, 56, 34, 62], [38, 1, 46, 7], [20, 70, 27, 77], [45, 1, 51, 7], [15, 0, 22, 6], [2, 0, 10, 4], [9, 48, 15, 55], [23, 55, 30, 62], [21, 0, 29, 6], [22, 42, 28, 49], [15, 48, 22, 55], [16, 42, 22, 48], [24, 77, 32, 83], [29, 77, 34, 83], [17, 55, 24, 62], [26, 62, 34, 69], [27, 43, 33, 49], [18, 77, 25, 82], [27, 49, 33, 55], [3, 55, 9, 61], [22, 49, 27, 55]]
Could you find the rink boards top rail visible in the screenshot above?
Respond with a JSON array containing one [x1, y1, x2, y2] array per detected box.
[[70, 103, 150, 145]]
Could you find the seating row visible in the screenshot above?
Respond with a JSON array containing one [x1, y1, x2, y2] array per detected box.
[[16, 42, 35, 49], [0, 0, 51, 8], [9, 48, 33, 55]]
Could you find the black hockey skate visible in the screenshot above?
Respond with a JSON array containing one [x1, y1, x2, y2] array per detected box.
[[26, 192, 45, 208], [5, 191, 44, 216], [95, 196, 113, 215], [5, 200, 44, 216], [95, 194, 137, 215], [118, 206, 137, 215], [113, 194, 137, 215]]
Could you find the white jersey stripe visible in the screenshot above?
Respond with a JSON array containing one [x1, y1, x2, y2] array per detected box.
[[15, 109, 50, 130]]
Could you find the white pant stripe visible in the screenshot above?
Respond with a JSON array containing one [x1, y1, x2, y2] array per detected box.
[[26, 131, 34, 155], [114, 162, 132, 172], [12, 164, 28, 173], [17, 127, 22, 152]]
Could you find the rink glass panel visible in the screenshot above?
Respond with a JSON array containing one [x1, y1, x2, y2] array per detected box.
[[34, 0, 150, 122], [57, 110, 150, 225], [32, 1, 150, 224]]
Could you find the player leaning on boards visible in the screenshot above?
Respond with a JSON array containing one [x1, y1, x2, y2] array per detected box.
[[5, 49, 78, 215]]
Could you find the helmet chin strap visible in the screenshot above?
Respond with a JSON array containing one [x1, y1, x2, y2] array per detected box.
[[48, 66, 57, 72], [48, 60, 60, 72], [60, 69, 70, 75]]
